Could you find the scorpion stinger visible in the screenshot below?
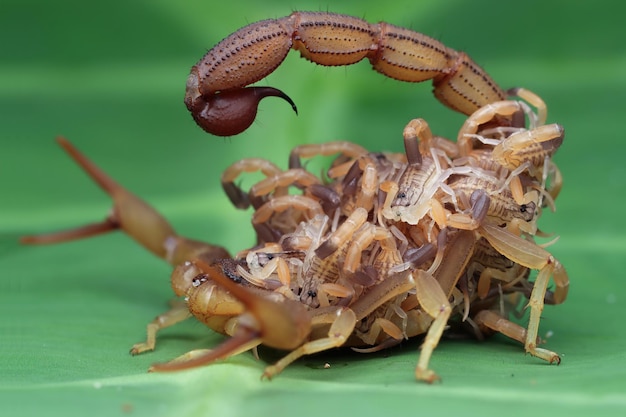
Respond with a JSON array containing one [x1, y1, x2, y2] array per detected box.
[[185, 85, 298, 137]]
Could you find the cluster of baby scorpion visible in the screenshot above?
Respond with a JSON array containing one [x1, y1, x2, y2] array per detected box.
[[22, 90, 569, 383], [165, 88, 567, 382], [22, 11, 569, 383]]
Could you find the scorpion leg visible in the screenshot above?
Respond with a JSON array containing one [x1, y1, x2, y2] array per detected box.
[[412, 269, 452, 383], [478, 223, 568, 363], [130, 301, 192, 355], [473, 309, 536, 346], [476, 263, 528, 300], [288, 141, 368, 170], [405, 229, 477, 382], [432, 229, 476, 298], [315, 207, 368, 259], [262, 307, 357, 379], [508, 87, 548, 127], [251, 169, 321, 198], [346, 267, 454, 383], [20, 137, 230, 266], [352, 318, 405, 350], [457, 100, 526, 156]]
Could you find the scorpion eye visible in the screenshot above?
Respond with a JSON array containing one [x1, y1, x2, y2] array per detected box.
[[192, 273, 209, 287], [520, 204, 527, 213], [307, 290, 317, 298]]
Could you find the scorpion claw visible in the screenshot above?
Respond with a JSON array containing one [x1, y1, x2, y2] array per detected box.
[[186, 86, 298, 137], [193, 259, 312, 351], [20, 137, 230, 265]]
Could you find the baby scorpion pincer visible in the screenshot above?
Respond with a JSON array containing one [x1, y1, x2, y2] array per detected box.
[[185, 11, 506, 136]]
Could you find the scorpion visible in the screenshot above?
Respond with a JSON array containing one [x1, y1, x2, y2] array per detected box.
[[21, 11, 568, 383], [208, 93, 569, 380]]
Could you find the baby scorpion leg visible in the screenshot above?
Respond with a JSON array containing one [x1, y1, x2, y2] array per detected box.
[[473, 309, 535, 347], [251, 169, 321, 198], [457, 100, 526, 156], [300, 208, 369, 307], [343, 222, 403, 282], [253, 194, 325, 243], [20, 137, 230, 266], [412, 269, 452, 383], [221, 158, 283, 209], [405, 230, 475, 382], [288, 141, 368, 171], [315, 207, 368, 259], [508, 87, 548, 127], [432, 189, 491, 231]]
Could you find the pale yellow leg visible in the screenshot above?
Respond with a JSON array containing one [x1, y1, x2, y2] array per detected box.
[[509, 87, 547, 126], [130, 301, 192, 355], [474, 309, 529, 344], [413, 270, 452, 383], [524, 260, 561, 363], [478, 224, 568, 363]]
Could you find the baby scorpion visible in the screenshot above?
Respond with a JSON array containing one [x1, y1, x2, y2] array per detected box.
[[185, 11, 506, 136]]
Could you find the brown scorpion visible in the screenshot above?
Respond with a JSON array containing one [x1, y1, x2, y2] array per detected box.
[[20, 11, 568, 383]]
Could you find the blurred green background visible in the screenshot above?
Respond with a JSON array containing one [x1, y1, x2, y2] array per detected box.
[[2, 0, 625, 416]]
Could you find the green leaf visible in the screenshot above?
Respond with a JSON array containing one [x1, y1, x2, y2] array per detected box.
[[2, 1, 625, 416]]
